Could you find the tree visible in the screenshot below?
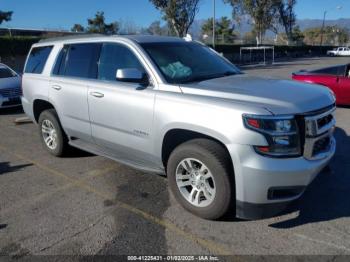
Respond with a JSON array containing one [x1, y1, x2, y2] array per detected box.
[[275, 26, 304, 45], [303, 26, 349, 46], [149, 0, 201, 37], [147, 21, 163, 35], [118, 19, 139, 35], [71, 24, 85, 33], [224, 0, 277, 45], [201, 17, 236, 43], [0, 10, 12, 25], [273, 0, 297, 45], [291, 26, 304, 43], [201, 18, 214, 38], [87, 11, 119, 35], [243, 30, 257, 44]]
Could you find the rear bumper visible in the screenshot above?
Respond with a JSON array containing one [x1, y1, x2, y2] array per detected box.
[[227, 141, 335, 220], [21, 96, 35, 121]]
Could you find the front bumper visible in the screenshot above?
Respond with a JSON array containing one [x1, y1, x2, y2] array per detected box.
[[227, 139, 335, 220], [0, 95, 22, 108]]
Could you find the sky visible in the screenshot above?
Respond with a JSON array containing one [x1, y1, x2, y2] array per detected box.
[[0, 0, 349, 30]]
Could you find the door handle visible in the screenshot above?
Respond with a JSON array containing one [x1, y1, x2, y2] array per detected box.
[[51, 85, 62, 91], [89, 91, 104, 98]]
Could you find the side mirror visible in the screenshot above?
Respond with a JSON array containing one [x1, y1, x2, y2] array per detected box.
[[116, 68, 148, 84]]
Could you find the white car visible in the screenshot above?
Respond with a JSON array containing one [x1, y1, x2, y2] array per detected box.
[[327, 47, 350, 56], [0, 63, 22, 108]]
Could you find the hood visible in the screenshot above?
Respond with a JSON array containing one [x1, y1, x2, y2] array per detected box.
[[0, 76, 21, 90], [179, 75, 335, 115]]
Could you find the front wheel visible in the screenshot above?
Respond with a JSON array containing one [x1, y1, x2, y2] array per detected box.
[[167, 139, 234, 220]]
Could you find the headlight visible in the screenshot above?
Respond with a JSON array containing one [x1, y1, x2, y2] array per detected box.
[[243, 114, 301, 157]]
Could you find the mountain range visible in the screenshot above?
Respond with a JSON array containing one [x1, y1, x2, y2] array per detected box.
[[189, 18, 350, 39], [297, 18, 350, 31]]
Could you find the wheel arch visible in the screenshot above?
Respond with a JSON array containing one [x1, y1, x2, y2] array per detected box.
[[33, 99, 56, 123], [161, 128, 234, 174]]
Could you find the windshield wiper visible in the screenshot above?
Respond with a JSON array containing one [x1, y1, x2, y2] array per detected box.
[[180, 71, 237, 84]]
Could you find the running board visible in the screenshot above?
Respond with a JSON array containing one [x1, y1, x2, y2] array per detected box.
[[69, 139, 165, 175]]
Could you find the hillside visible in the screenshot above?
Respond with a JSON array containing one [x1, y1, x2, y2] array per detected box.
[[189, 18, 350, 39]]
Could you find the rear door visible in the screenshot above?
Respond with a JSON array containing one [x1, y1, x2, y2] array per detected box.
[[49, 43, 101, 143]]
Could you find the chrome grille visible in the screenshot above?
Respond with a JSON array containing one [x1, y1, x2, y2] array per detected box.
[[303, 106, 336, 160], [0, 88, 22, 98]]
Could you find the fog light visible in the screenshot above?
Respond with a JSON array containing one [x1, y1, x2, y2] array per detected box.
[[273, 136, 290, 146]]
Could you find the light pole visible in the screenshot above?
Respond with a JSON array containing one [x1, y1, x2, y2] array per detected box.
[[320, 6, 342, 47], [213, 0, 216, 49], [320, 10, 327, 47]]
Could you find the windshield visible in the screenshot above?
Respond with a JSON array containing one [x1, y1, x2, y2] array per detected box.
[[140, 42, 241, 84], [0, 67, 16, 78]]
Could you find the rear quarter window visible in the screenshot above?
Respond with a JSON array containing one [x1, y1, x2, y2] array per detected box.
[[24, 46, 53, 74]]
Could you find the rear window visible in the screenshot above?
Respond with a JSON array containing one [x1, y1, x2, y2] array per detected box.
[[0, 67, 16, 78], [53, 43, 101, 79], [25, 46, 53, 74]]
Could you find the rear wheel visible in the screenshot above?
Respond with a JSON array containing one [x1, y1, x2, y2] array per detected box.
[[167, 139, 234, 220], [38, 109, 68, 157]]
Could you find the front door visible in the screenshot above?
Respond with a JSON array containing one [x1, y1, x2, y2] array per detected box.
[[87, 42, 157, 165]]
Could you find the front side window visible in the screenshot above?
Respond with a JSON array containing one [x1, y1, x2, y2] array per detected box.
[[98, 43, 145, 81], [0, 67, 16, 78], [141, 42, 241, 84], [24, 46, 53, 74], [54, 43, 101, 79]]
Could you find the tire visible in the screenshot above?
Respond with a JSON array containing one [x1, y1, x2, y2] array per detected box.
[[38, 109, 68, 157], [167, 138, 234, 220]]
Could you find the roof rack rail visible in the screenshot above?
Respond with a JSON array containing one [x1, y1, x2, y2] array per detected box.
[[39, 34, 106, 43]]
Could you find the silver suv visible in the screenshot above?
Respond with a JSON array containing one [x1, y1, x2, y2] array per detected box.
[[22, 35, 336, 220]]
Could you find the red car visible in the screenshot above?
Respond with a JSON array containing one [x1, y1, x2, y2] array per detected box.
[[292, 64, 350, 105]]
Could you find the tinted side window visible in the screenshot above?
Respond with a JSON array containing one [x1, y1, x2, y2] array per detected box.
[[98, 43, 145, 81], [24, 46, 53, 74], [63, 43, 101, 78]]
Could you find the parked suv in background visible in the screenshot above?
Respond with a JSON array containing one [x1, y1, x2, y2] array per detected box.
[[22, 35, 336, 220], [0, 63, 22, 108], [327, 47, 350, 56]]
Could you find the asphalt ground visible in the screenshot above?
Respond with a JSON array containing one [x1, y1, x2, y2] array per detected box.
[[0, 56, 349, 258]]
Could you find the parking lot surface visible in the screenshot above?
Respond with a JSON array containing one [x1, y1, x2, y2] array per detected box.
[[0, 56, 349, 257]]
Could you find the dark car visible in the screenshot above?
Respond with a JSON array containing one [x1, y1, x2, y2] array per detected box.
[[292, 64, 350, 105], [0, 63, 22, 108]]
